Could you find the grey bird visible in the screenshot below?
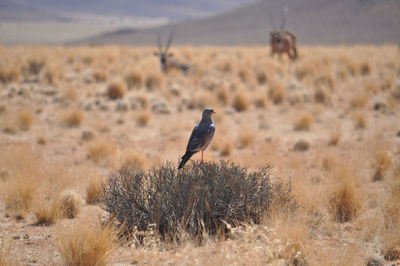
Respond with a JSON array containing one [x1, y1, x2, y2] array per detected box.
[[178, 108, 216, 169]]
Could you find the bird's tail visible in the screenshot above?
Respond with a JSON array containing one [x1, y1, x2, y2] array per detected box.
[[178, 151, 195, 169]]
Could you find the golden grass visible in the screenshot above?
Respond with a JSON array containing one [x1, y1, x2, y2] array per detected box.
[[145, 73, 162, 91], [58, 189, 83, 219], [86, 177, 103, 205], [62, 108, 84, 127], [232, 92, 249, 112], [238, 129, 255, 148], [33, 198, 61, 226], [121, 151, 146, 170], [136, 111, 151, 127], [373, 150, 392, 181], [353, 112, 367, 129], [107, 80, 127, 99], [125, 69, 143, 89], [57, 221, 118, 266], [328, 128, 341, 146], [17, 110, 34, 131], [62, 86, 79, 101], [350, 92, 368, 109], [87, 141, 116, 163], [93, 69, 108, 82], [293, 113, 313, 131], [268, 80, 286, 104]]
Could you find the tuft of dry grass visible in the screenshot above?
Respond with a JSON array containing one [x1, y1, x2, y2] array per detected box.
[[121, 151, 146, 170], [33, 198, 61, 226], [57, 221, 118, 266], [4, 177, 38, 218], [329, 129, 341, 146], [268, 80, 286, 104], [62, 86, 79, 102], [255, 71, 268, 85], [353, 112, 367, 129], [17, 110, 34, 131], [232, 92, 249, 112], [107, 80, 126, 99], [136, 111, 151, 127], [62, 108, 84, 127], [314, 87, 329, 104], [59, 189, 83, 219], [373, 150, 392, 181], [238, 129, 255, 148], [350, 92, 368, 109], [87, 141, 116, 163], [220, 139, 233, 157], [86, 177, 103, 205], [93, 69, 108, 82], [294, 113, 313, 131], [145, 73, 162, 91], [328, 167, 362, 223], [125, 69, 143, 89]]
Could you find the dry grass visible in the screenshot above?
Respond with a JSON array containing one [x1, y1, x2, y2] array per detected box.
[[58, 189, 83, 219], [93, 69, 108, 82], [136, 111, 151, 127], [125, 69, 143, 89], [220, 139, 233, 157], [33, 198, 61, 226], [62, 86, 79, 101], [4, 177, 38, 218], [87, 141, 116, 163], [314, 87, 330, 104], [293, 113, 313, 131], [373, 150, 392, 181], [107, 80, 127, 99], [0, 236, 18, 265], [17, 110, 34, 131], [62, 108, 84, 127], [329, 128, 341, 146], [238, 129, 255, 148], [232, 92, 249, 112], [121, 151, 146, 170], [57, 220, 118, 266], [86, 177, 103, 205], [350, 92, 368, 109], [353, 112, 367, 129], [328, 166, 362, 222], [145, 73, 162, 91], [268, 80, 286, 104]]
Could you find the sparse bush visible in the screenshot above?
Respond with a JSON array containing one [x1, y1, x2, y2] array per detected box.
[[125, 70, 143, 89], [62, 109, 84, 127], [57, 221, 118, 266], [136, 111, 151, 127], [294, 113, 313, 131], [232, 92, 249, 112], [102, 162, 279, 240], [17, 110, 34, 131], [59, 189, 83, 219], [107, 80, 126, 100], [145, 74, 162, 91]]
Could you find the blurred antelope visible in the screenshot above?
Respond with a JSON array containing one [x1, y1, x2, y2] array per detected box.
[[268, 8, 298, 61], [153, 29, 190, 73]]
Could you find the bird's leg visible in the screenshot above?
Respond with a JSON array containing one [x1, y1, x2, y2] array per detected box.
[[201, 150, 204, 163]]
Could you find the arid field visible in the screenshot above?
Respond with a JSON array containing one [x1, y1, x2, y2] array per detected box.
[[0, 45, 399, 265]]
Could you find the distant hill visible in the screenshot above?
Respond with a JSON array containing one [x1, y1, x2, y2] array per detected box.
[[76, 0, 400, 45]]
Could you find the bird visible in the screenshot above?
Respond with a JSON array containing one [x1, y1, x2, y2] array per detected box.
[[178, 108, 216, 169]]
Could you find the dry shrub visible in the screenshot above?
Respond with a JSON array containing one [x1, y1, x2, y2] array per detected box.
[[87, 141, 116, 163], [121, 151, 146, 170], [381, 162, 400, 260], [17, 110, 34, 131], [268, 80, 286, 104], [125, 70, 143, 89], [33, 198, 61, 226], [329, 129, 341, 146], [293, 139, 310, 152], [328, 167, 361, 222], [350, 92, 368, 109], [145, 73, 162, 91], [102, 162, 279, 239], [232, 92, 249, 112], [0, 66, 20, 84], [136, 111, 151, 127], [62, 109, 84, 127], [59, 189, 83, 219], [93, 69, 108, 82], [353, 112, 367, 129], [293, 113, 313, 131], [107, 80, 126, 100], [238, 129, 255, 148], [86, 177, 103, 205], [57, 221, 118, 266], [314, 87, 329, 104], [373, 150, 392, 181], [256, 71, 268, 85]]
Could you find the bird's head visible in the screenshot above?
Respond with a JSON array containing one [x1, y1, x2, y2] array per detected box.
[[202, 108, 216, 119]]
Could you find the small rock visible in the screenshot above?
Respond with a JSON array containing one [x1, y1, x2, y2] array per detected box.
[[152, 101, 170, 114], [81, 131, 95, 142], [293, 140, 310, 152]]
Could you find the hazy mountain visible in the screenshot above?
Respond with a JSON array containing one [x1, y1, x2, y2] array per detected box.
[[77, 0, 400, 45]]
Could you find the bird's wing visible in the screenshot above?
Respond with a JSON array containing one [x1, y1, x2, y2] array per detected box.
[[186, 123, 215, 152]]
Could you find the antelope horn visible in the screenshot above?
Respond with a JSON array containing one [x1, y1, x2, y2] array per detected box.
[[267, 10, 277, 31], [156, 33, 163, 53], [280, 6, 288, 31], [165, 27, 175, 53]]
